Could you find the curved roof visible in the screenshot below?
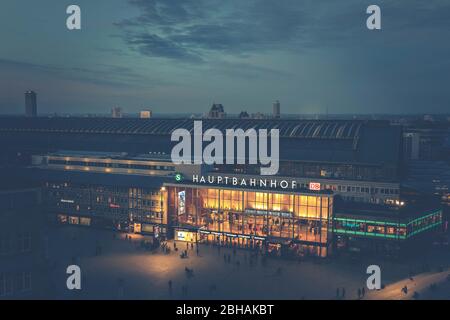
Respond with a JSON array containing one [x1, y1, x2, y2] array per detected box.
[[0, 117, 363, 139], [0, 117, 401, 166]]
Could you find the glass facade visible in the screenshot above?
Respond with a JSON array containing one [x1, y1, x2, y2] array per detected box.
[[168, 186, 333, 255], [407, 210, 443, 237], [45, 182, 165, 232], [42, 178, 443, 258], [333, 209, 442, 240]]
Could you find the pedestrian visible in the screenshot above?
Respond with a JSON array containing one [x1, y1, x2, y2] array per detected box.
[[403, 285, 408, 294], [117, 278, 125, 299], [191, 243, 194, 250], [357, 288, 361, 299], [342, 287, 346, 299], [362, 287, 365, 297]]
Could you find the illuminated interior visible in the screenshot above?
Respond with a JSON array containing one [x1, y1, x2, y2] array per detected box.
[[333, 209, 442, 240], [167, 186, 333, 248]]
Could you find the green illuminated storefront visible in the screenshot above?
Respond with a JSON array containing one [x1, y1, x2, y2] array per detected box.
[[333, 208, 443, 253]]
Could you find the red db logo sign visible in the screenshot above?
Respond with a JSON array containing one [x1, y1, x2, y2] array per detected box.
[[309, 182, 321, 191]]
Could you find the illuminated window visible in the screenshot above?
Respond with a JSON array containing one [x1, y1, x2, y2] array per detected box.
[[367, 225, 385, 234]]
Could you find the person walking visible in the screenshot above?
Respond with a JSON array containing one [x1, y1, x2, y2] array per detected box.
[[168, 280, 172, 295], [117, 278, 125, 299], [403, 285, 408, 295], [362, 287, 365, 298]]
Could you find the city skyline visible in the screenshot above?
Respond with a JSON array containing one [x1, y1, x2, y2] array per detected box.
[[1, 1, 450, 116]]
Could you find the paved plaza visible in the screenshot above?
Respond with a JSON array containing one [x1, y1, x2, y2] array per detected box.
[[44, 225, 450, 300]]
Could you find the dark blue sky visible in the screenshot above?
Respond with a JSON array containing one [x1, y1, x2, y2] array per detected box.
[[1, 0, 449, 115]]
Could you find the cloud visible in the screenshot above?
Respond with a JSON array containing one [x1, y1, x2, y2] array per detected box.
[[116, 0, 450, 63], [116, 0, 309, 62], [0, 58, 154, 88], [124, 32, 203, 63]]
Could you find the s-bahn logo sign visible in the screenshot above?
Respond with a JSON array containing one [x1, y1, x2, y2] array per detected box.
[[171, 121, 279, 175], [174, 173, 183, 182]]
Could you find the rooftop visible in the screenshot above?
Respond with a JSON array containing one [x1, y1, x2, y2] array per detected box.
[[0, 117, 402, 166], [335, 198, 442, 222]]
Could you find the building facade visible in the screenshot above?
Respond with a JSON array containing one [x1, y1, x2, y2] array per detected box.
[[0, 188, 48, 299], [0, 117, 444, 257]]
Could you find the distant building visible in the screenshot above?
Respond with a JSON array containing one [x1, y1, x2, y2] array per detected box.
[[25, 91, 37, 117], [111, 107, 122, 118], [403, 160, 450, 210], [273, 100, 280, 119], [403, 132, 420, 160], [251, 112, 266, 119], [207, 104, 226, 119], [140, 110, 152, 119], [404, 125, 449, 161], [238, 111, 249, 119]]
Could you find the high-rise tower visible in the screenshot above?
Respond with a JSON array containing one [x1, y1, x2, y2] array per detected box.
[[25, 91, 37, 117]]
